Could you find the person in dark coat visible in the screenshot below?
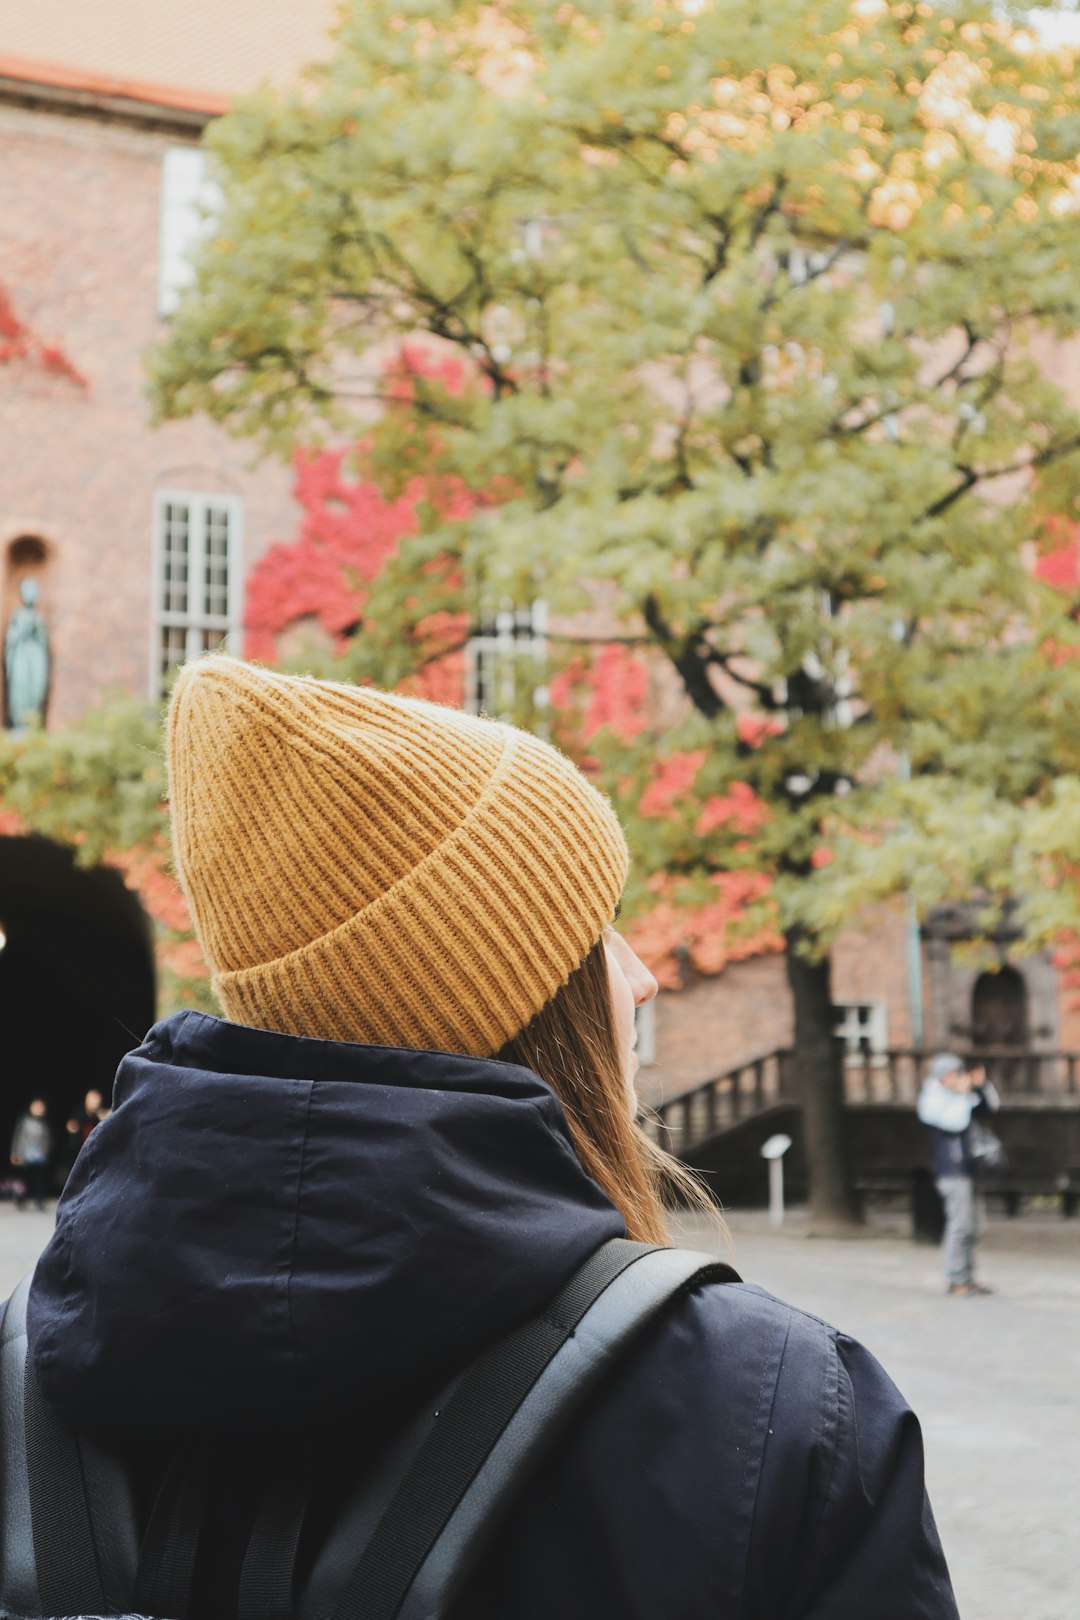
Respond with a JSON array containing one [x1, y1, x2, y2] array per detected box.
[[9, 1097, 53, 1210], [61, 1087, 107, 1185], [25, 657, 959, 1618]]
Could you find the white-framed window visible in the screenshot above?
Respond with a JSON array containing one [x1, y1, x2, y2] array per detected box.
[[833, 1000, 888, 1065], [152, 491, 243, 696], [464, 600, 548, 722], [634, 999, 657, 1067], [159, 147, 219, 315]]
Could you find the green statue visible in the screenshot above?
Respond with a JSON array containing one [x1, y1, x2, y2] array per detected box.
[[4, 578, 49, 730]]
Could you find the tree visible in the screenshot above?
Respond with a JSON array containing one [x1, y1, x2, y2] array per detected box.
[[245, 410, 784, 980], [151, 0, 1080, 1226]]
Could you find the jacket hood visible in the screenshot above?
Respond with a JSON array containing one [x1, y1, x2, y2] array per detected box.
[[27, 1011, 624, 1435]]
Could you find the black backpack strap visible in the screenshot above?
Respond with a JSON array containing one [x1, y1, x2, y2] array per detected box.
[[236, 1439, 315, 1620], [1, 1274, 140, 1620], [0, 1280, 41, 1620], [25, 1346, 110, 1617], [128, 1437, 208, 1619], [1, 1272, 109, 1618], [330, 1237, 738, 1620]]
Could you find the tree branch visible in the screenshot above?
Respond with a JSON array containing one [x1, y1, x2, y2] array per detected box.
[[642, 596, 725, 718]]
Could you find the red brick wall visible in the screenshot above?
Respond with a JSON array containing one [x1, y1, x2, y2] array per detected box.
[[831, 900, 915, 1050], [0, 103, 298, 727], [638, 901, 920, 1105], [638, 953, 791, 1108]]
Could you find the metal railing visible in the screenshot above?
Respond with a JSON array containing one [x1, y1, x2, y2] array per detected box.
[[645, 1045, 1080, 1158], [643, 1050, 796, 1157]]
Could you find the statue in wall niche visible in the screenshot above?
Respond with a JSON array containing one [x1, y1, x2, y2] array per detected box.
[[4, 577, 50, 730]]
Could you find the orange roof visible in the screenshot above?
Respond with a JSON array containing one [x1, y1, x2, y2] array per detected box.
[[0, 0, 342, 114]]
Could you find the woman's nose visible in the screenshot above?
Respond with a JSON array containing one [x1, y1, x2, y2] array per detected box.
[[628, 952, 658, 1007]]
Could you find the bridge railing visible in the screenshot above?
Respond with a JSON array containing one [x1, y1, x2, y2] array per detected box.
[[644, 1046, 1080, 1157]]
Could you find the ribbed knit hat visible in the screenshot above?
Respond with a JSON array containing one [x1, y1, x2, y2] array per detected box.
[[166, 657, 629, 1055]]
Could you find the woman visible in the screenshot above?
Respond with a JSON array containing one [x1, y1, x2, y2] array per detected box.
[[27, 656, 957, 1617]]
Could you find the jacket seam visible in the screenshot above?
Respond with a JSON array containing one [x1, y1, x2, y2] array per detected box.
[[740, 1307, 791, 1611], [810, 1328, 844, 1564], [283, 1080, 315, 1373]]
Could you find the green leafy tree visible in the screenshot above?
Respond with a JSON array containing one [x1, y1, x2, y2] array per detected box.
[[151, 0, 1080, 1225]]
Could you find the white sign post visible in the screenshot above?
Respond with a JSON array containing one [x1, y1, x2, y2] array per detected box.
[[760, 1134, 793, 1228]]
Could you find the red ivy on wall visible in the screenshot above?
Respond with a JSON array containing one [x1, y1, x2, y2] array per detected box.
[[0, 286, 86, 387], [244, 449, 435, 661], [244, 347, 482, 699]]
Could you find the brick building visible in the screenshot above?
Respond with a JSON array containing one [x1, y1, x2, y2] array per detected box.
[[0, 2, 1077, 1145], [0, 0, 341, 725], [0, 2, 340, 1142]]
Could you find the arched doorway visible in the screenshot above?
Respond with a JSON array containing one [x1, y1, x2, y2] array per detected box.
[[971, 964, 1029, 1049], [0, 835, 155, 1177]]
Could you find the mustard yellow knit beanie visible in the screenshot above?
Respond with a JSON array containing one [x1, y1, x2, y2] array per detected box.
[[166, 656, 629, 1055]]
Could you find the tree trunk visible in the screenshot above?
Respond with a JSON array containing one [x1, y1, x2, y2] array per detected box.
[[785, 929, 862, 1230]]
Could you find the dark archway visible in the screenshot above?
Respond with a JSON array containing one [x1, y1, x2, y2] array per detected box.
[[0, 835, 155, 1171], [971, 964, 1029, 1049]]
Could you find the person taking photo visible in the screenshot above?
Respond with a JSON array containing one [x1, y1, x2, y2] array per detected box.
[[917, 1051, 1001, 1297]]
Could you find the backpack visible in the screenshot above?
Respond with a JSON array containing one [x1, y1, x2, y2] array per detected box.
[[0, 1238, 737, 1620]]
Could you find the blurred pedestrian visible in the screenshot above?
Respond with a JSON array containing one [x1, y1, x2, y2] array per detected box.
[[10, 1098, 53, 1211], [917, 1052, 1000, 1296], [74, 1088, 106, 1144], [62, 1088, 107, 1186]]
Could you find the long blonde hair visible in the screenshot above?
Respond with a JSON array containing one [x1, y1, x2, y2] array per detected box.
[[497, 938, 717, 1244]]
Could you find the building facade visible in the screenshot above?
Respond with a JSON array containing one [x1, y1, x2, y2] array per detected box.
[[0, 9, 344, 723], [1, 4, 1078, 1142]]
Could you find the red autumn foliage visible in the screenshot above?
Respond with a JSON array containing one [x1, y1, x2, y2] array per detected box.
[[737, 713, 784, 747], [624, 871, 782, 989], [387, 341, 473, 401], [244, 448, 435, 660], [639, 750, 707, 817], [0, 285, 86, 387], [106, 841, 192, 935], [695, 781, 770, 837], [549, 644, 650, 743], [1034, 517, 1080, 592], [1031, 523, 1080, 998], [244, 347, 484, 700]]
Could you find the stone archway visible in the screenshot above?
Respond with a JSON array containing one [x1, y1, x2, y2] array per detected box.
[[0, 835, 155, 1177]]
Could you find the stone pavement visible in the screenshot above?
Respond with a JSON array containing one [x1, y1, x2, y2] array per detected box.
[[1, 1205, 1077, 1619], [676, 1207, 1080, 1620]]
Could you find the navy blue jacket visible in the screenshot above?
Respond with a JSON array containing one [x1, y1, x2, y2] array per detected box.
[[27, 1011, 957, 1618]]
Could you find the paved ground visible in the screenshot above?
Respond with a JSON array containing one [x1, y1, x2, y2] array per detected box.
[[675, 1207, 1080, 1620], [2, 1205, 1077, 1618]]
